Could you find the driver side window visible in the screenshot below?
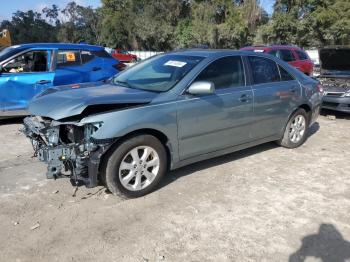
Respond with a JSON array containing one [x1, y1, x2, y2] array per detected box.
[[3, 50, 49, 73]]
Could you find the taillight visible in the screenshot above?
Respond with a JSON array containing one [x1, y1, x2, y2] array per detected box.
[[316, 83, 324, 93], [113, 63, 127, 71]]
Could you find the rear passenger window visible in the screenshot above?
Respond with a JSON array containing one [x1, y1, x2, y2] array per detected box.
[[195, 56, 245, 89], [92, 50, 112, 58], [57, 50, 81, 68], [278, 50, 296, 62], [81, 50, 95, 64], [296, 50, 309, 60], [248, 56, 280, 84], [279, 65, 295, 81]]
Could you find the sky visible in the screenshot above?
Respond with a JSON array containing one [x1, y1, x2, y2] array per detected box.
[[0, 0, 275, 21], [0, 0, 101, 21], [260, 0, 275, 15]]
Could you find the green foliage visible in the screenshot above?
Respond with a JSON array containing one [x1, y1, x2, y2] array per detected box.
[[271, 0, 350, 47], [0, 0, 348, 49]]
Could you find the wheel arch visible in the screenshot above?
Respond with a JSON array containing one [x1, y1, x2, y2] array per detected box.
[[298, 103, 312, 122], [99, 128, 173, 178]]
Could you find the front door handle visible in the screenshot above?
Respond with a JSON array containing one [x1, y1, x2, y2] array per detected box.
[[92, 67, 101, 71], [239, 94, 252, 103], [36, 80, 52, 85]]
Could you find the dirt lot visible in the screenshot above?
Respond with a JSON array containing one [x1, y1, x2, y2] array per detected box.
[[0, 113, 349, 262]]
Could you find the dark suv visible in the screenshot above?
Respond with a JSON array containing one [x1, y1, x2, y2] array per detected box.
[[240, 45, 314, 76]]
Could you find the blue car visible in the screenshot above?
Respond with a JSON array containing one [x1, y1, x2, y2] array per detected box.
[[0, 43, 121, 118]]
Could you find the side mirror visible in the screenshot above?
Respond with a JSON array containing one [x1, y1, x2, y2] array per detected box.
[[187, 81, 215, 95]]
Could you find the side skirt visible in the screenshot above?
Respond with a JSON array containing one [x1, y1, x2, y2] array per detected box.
[[171, 135, 280, 170]]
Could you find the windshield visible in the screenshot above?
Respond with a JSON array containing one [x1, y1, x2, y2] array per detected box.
[[113, 54, 204, 92]]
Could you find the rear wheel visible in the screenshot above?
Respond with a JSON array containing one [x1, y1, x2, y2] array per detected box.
[[103, 134, 167, 198], [277, 108, 309, 148]]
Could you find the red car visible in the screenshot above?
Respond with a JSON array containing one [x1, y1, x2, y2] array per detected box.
[[240, 45, 314, 76], [111, 49, 138, 63]]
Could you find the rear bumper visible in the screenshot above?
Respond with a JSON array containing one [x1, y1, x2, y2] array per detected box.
[[322, 96, 350, 113]]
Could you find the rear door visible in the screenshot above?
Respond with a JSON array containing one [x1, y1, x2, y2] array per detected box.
[[0, 48, 54, 115], [246, 56, 301, 139], [53, 49, 86, 86], [177, 56, 254, 160]]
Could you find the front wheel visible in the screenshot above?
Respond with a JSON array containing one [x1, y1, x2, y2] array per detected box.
[[103, 134, 167, 198], [277, 108, 309, 148]]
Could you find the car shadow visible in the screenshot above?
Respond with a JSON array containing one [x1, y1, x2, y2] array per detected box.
[[308, 121, 320, 138], [160, 141, 278, 189], [0, 117, 24, 125], [160, 123, 321, 191], [289, 224, 350, 262]]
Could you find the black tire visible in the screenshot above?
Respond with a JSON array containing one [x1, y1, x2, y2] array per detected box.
[[277, 108, 309, 148], [103, 134, 167, 198]]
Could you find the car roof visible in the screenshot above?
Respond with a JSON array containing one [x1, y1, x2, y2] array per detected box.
[[241, 45, 303, 51], [169, 49, 258, 57], [10, 43, 104, 51]]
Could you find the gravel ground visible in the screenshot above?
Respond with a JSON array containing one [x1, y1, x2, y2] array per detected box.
[[0, 112, 349, 262]]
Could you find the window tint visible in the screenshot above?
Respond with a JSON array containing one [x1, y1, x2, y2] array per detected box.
[[81, 50, 95, 64], [57, 50, 81, 67], [279, 65, 295, 81], [92, 50, 112, 58], [3, 50, 48, 73], [278, 49, 296, 62], [296, 50, 309, 60], [268, 50, 278, 57], [248, 56, 280, 84], [195, 56, 245, 89]]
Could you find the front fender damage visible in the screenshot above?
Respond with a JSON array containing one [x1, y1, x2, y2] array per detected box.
[[22, 116, 116, 188]]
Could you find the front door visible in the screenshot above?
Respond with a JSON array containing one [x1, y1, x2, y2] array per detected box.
[[0, 49, 54, 116], [177, 56, 254, 160]]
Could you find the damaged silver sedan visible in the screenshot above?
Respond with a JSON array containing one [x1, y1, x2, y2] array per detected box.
[[23, 50, 323, 198]]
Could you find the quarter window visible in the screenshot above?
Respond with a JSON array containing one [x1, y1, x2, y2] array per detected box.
[[56, 50, 81, 67], [296, 50, 309, 60], [195, 56, 245, 89], [279, 65, 295, 81], [278, 49, 296, 62], [248, 56, 280, 84], [81, 50, 95, 64]]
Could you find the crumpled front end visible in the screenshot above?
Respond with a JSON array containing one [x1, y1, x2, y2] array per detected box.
[[22, 116, 114, 188]]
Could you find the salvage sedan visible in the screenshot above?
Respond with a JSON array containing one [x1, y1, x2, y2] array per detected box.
[[23, 50, 323, 198], [318, 47, 350, 113]]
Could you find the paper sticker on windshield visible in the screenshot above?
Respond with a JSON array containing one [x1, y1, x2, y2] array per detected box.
[[65, 52, 76, 62], [164, 60, 187, 67], [253, 50, 264, 53]]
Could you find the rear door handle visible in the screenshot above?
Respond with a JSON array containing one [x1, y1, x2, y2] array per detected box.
[[239, 94, 252, 103], [36, 80, 52, 85], [92, 67, 101, 71]]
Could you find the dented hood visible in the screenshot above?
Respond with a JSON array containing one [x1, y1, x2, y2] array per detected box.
[[28, 82, 158, 120], [319, 47, 350, 75]]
